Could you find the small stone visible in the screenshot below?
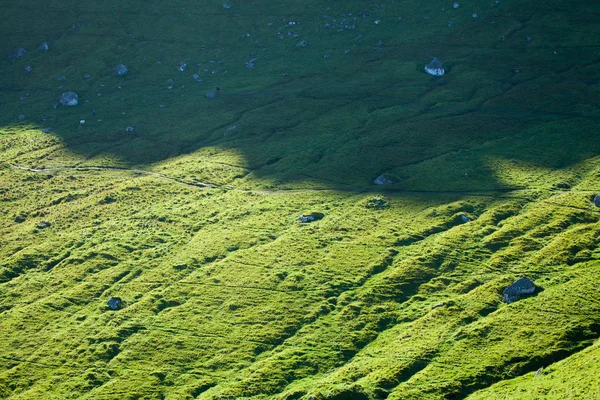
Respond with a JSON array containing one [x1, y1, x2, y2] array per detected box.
[[245, 58, 256, 68], [83, 74, 91, 79], [459, 214, 471, 223], [58, 76, 67, 81], [296, 40, 308, 47], [9, 48, 27, 59], [534, 367, 543, 378], [125, 126, 135, 132], [24, 65, 32, 73], [18, 115, 25, 121], [503, 277, 536, 303], [472, 13, 478, 18], [453, 2, 460, 8], [178, 61, 187, 72], [79, 119, 86, 125], [424, 57, 445, 76], [36, 221, 51, 229], [374, 174, 394, 185], [39, 41, 50, 51], [206, 92, 217, 99], [42, 128, 51, 133], [222, 2, 231, 9], [297, 212, 325, 223], [114, 64, 128, 76], [593, 194, 600, 207], [107, 297, 122, 310], [59, 92, 78, 106], [432, 302, 445, 309], [526, 35, 532, 41], [374, 19, 380, 24]]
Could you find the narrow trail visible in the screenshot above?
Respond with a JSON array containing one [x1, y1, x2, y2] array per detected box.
[[10, 164, 599, 200]]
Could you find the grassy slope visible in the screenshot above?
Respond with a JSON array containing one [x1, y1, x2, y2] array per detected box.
[[1, 0, 600, 399]]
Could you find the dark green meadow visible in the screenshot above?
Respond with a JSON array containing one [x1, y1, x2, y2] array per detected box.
[[1, 0, 600, 399]]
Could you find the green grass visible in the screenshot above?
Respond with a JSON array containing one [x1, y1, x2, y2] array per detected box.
[[1, 0, 600, 399]]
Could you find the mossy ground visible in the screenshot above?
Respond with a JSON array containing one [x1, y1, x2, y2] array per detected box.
[[1, 0, 600, 399]]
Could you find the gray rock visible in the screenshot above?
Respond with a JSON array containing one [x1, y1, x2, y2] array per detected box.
[[114, 64, 128, 76], [594, 194, 600, 207], [107, 297, 122, 310], [9, 48, 27, 59], [24, 65, 32, 73], [459, 214, 471, 223], [59, 92, 78, 106], [18, 115, 25, 121], [298, 212, 325, 223], [178, 61, 187, 72], [245, 58, 256, 68], [36, 221, 51, 229], [374, 174, 394, 185], [206, 92, 217, 99], [503, 277, 536, 303], [125, 126, 135, 132], [58, 75, 67, 81], [42, 128, 52, 133], [425, 58, 445, 76], [296, 40, 308, 47], [39, 41, 50, 51]]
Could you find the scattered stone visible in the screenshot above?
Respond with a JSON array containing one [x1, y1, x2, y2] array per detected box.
[[373, 174, 394, 185], [125, 126, 135, 132], [107, 297, 122, 310], [192, 73, 202, 82], [114, 64, 128, 76], [159, 104, 166, 108], [206, 92, 217, 99], [39, 41, 50, 51], [224, 125, 237, 135], [82, 73, 91, 79], [36, 221, 51, 229], [374, 19, 380, 24], [58, 75, 67, 81], [79, 119, 86, 126], [459, 214, 471, 223], [18, 115, 25, 121], [297, 212, 325, 223], [453, 2, 460, 8], [503, 277, 536, 303], [365, 196, 389, 209], [534, 367, 543, 378], [296, 40, 308, 47], [526, 35, 532, 41], [222, 2, 231, 9], [24, 65, 32, 73], [593, 194, 600, 207], [245, 58, 256, 68], [59, 92, 78, 106], [424, 57, 445, 76], [178, 61, 187, 72], [9, 48, 27, 59], [42, 128, 52, 133]]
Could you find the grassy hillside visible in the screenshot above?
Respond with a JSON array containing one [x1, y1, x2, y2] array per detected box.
[[1, 0, 599, 399]]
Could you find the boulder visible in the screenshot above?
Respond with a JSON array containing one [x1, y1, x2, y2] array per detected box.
[[107, 297, 122, 310], [503, 277, 536, 303], [594, 194, 600, 207], [374, 174, 394, 185], [59, 92, 79, 106], [424, 57, 445, 76], [39, 41, 50, 51], [459, 214, 471, 223], [9, 48, 27, 59], [298, 212, 325, 223], [114, 64, 128, 76]]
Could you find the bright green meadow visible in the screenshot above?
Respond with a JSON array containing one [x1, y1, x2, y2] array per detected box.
[[1, 0, 600, 399]]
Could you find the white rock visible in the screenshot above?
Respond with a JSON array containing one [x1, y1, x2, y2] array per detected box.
[[59, 92, 79, 106], [424, 58, 445, 76]]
